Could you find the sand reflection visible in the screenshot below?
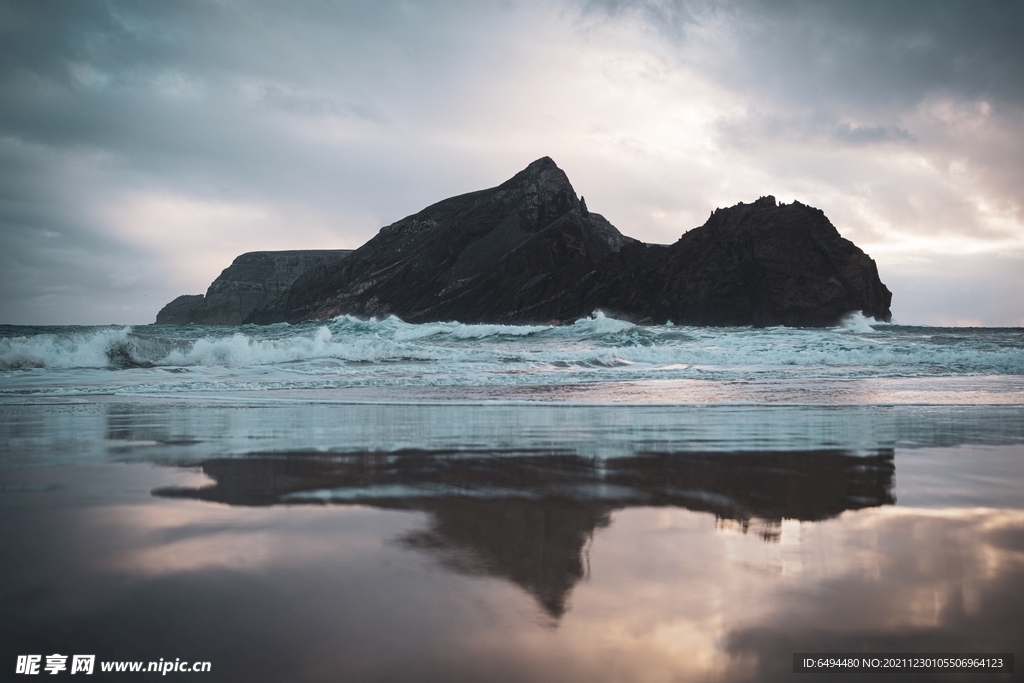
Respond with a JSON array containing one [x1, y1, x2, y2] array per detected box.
[[154, 447, 895, 617], [2, 456, 1021, 682]]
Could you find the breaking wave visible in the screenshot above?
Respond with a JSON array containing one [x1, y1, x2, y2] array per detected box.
[[0, 327, 138, 369], [2, 312, 1023, 398], [836, 311, 880, 333]]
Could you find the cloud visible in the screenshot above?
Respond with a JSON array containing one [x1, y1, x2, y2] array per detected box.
[[585, 0, 1024, 109], [831, 123, 916, 145], [0, 0, 1021, 324]]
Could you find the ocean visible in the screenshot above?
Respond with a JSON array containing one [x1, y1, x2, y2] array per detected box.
[[2, 314, 1022, 681]]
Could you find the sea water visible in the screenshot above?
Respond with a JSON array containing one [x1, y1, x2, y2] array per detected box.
[[1, 314, 1022, 682], [3, 312, 1023, 401]]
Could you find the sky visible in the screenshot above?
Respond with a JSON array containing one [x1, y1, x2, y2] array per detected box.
[[1, 0, 1022, 326]]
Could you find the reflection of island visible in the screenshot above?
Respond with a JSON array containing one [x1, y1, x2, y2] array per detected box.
[[154, 449, 894, 617]]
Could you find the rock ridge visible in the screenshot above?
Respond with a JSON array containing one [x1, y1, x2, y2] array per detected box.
[[156, 250, 352, 325], [156, 158, 891, 327]]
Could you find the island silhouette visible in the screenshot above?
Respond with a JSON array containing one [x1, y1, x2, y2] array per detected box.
[[158, 158, 891, 327]]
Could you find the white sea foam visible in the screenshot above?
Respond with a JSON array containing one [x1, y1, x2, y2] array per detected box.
[[0, 327, 133, 369], [2, 315, 1023, 401], [392, 320, 551, 341], [571, 311, 637, 335], [836, 311, 878, 333], [160, 326, 441, 366]]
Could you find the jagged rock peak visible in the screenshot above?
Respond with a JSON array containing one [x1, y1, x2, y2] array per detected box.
[[503, 156, 564, 186], [520, 155, 559, 175], [711, 195, 776, 216], [500, 157, 580, 209], [702, 194, 837, 240]]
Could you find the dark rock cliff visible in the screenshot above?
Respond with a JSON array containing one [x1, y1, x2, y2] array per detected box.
[[590, 196, 893, 326], [246, 157, 637, 324], [155, 250, 351, 324], [158, 157, 891, 327]]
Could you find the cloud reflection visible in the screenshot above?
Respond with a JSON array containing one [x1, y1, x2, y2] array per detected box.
[[153, 448, 895, 616], [2, 460, 1021, 682]]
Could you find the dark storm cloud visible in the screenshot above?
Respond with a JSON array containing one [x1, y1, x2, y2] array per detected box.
[[0, 0, 518, 322], [585, 0, 1024, 109], [2, 0, 464, 86], [585, 1, 1024, 309], [585, 1, 1024, 197], [0, 133, 172, 324], [0, 0, 456, 162], [0, 0, 1021, 324]]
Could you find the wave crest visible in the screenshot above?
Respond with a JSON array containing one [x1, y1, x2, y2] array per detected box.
[[0, 327, 135, 369], [836, 311, 879, 333]]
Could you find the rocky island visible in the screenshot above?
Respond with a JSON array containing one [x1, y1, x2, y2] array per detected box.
[[156, 157, 891, 326], [156, 250, 351, 324]]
